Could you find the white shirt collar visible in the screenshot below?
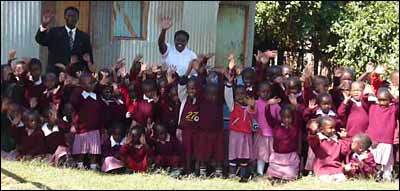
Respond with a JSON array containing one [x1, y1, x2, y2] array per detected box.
[[7, 116, 24, 127], [65, 25, 76, 33], [143, 94, 153, 103], [351, 98, 362, 107], [31, 76, 43, 85], [296, 92, 303, 98], [41, 123, 59, 136], [110, 136, 126, 147], [81, 90, 97, 100], [317, 132, 339, 142], [352, 150, 369, 161], [316, 108, 336, 117]]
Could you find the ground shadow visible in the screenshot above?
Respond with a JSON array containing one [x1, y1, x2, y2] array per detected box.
[[1, 167, 52, 190]]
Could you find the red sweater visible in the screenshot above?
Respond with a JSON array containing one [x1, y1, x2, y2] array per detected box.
[[337, 98, 370, 137], [308, 133, 351, 176], [11, 126, 47, 157], [229, 103, 252, 134], [119, 144, 148, 172], [366, 103, 399, 144], [345, 151, 377, 177]]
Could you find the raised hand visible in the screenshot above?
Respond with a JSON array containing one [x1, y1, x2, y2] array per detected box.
[[133, 54, 143, 64], [227, 53, 236, 70], [140, 63, 148, 73], [342, 91, 351, 104], [321, 66, 329, 77], [224, 69, 234, 84], [366, 62, 375, 73], [119, 64, 127, 78], [41, 10, 55, 28], [160, 16, 173, 30], [267, 97, 282, 105], [8, 49, 16, 60], [288, 93, 298, 106], [167, 65, 177, 84], [308, 99, 318, 109], [11, 113, 22, 126]]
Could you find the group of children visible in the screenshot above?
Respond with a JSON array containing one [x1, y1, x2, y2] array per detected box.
[[1, 49, 399, 184]]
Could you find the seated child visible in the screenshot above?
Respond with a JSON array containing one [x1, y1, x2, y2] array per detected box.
[[101, 122, 127, 173]]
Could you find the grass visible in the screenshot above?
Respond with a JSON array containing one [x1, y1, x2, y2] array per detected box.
[[1, 159, 398, 190]]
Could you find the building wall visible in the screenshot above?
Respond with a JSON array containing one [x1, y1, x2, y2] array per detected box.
[[1, 1, 41, 65]]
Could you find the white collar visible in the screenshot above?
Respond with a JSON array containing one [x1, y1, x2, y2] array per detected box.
[[110, 136, 126, 147], [62, 116, 69, 122], [351, 98, 362, 107], [352, 150, 369, 161], [317, 132, 339, 142], [41, 123, 59, 136], [296, 92, 303, 98], [81, 90, 97, 100], [7, 116, 24, 127], [316, 108, 336, 117], [246, 86, 253, 92], [65, 25, 77, 33], [313, 90, 319, 96], [32, 76, 43, 85], [143, 94, 153, 103]]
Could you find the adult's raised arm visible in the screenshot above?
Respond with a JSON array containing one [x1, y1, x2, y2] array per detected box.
[[158, 16, 172, 55], [35, 10, 54, 47]]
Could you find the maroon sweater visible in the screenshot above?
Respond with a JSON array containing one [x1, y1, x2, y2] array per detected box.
[[11, 126, 47, 157], [303, 107, 343, 131], [179, 97, 200, 130], [70, 88, 105, 134], [152, 135, 184, 157], [159, 100, 180, 135], [308, 133, 352, 176], [102, 98, 128, 129], [42, 125, 67, 154], [337, 99, 370, 137], [345, 151, 377, 177], [265, 104, 301, 153], [366, 103, 399, 144]]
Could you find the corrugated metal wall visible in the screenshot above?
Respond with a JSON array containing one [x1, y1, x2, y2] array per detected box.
[[1, 1, 41, 65]]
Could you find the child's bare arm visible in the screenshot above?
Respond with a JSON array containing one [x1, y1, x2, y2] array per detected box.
[[357, 62, 374, 81]]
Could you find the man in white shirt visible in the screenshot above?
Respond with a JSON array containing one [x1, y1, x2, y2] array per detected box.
[[158, 17, 197, 77], [35, 7, 93, 75]]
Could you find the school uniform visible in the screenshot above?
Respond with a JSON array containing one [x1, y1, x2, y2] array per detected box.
[[69, 88, 105, 155], [41, 123, 70, 164], [119, 144, 149, 172], [159, 99, 180, 136], [1, 113, 16, 152], [345, 150, 377, 178], [10, 126, 47, 157], [152, 134, 184, 168], [24, 77, 46, 106], [38, 85, 63, 112], [101, 136, 126, 172], [337, 97, 370, 137], [265, 104, 301, 180]]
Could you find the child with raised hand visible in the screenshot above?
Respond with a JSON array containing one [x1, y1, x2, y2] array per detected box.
[[224, 71, 253, 182], [265, 104, 302, 183], [366, 87, 399, 181], [151, 123, 184, 177], [24, 58, 46, 110], [337, 81, 370, 138], [246, 81, 281, 177], [343, 133, 377, 179], [307, 116, 351, 182], [69, 72, 105, 171], [119, 125, 150, 173], [101, 122, 127, 173]]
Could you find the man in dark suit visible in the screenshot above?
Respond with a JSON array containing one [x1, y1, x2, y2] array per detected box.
[[35, 7, 93, 75]]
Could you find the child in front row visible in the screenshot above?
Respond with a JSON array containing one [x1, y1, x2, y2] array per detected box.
[[265, 104, 302, 183], [307, 116, 350, 182], [101, 122, 126, 173]]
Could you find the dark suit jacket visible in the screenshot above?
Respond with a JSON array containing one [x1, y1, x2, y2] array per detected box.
[[35, 26, 93, 74]]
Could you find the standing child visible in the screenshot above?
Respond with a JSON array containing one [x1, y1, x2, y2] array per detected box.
[[366, 87, 399, 181], [101, 122, 126, 173], [265, 104, 302, 183], [69, 72, 105, 170], [119, 125, 149, 173], [343, 133, 377, 178], [247, 81, 281, 176], [307, 116, 351, 182]]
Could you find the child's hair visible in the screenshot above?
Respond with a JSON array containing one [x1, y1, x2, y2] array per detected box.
[[187, 76, 198, 85], [110, 121, 126, 135], [317, 92, 332, 104], [129, 125, 146, 140], [142, 79, 157, 92], [241, 67, 256, 78], [153, 123, 167, 135], [353, 133, 372, 151], [28, 58, 42, 71], [312, 76, 329, 89], [174, 30, 190, 41], [280, 104, 296, 116], [285, 76, 301, 89], [98, 68, 111, 81], [266, 65, 282, 82], [342, 67, 354, 79], [377, 87, 393, 99], [317, 116, 335, 127]]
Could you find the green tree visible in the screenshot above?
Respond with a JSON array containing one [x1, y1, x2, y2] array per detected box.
[[325, 1, 399, 78]]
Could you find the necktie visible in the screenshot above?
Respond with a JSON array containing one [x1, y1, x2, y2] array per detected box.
[[68, 31, 74, 50]]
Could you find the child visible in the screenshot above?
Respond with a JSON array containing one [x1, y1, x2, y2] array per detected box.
[[119, 125, 149, 173], [265, 104, 301, 182], [10, 110, 47, 160], [151, 123, 184, 177], [159, 85, 180, 136], [225, 79, 253, 182], [266, 65, 286, 102], [41, 107, 70, 166], [101, 84, 128, 132], [343, 133, 377, 178], [127, 79, 159, 125], [366, 87, 399, 181], [94, 69, 112, 95], [247, 81, 281, 176], [337, 81, 369, 137], [304, 75, 330, 105], [330, 67, 355, 109], [69, 72, 105, 170], [307, 116, 351, 182], [238, 67, 257, 98], [24, 58, 46, 110], [1, 97, 16, 157], [101, 122, 126, 173], [35, 73, 61, 113]]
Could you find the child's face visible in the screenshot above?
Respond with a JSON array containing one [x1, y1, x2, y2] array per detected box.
[[391, 72, 399, 87], [377, 92, 391, 107], [281, 110, 293, 127], [234, 88, 246, 105], [341, 71, 353, 83], [315, 82, 328, 94], [7, 104, 20, 118], [30, 64, 42, 79], [159, 80, 168, 96], [128, 84, 137, 100], [100, 71, 111, 84], [282, 67, 291, 79], [26, 114, 39, 130], [102, 86, 113, 100], [287, 82, 301, 95], [48, 109, 58, 124], [70, 55, 79, 64], [130, 129, 143, 145], [168, 88, 179, 105], [187, 81, 197, 99], [155, 128, 167, 142], [319, 97, 332, 113], [339, 82, 351, 98], [243, 72, 255, 87], [81, 76, 96, 92], [351, 138, 364, 154], [320, 120, 336, 137], [258, 84, 271, 100], [62, 103, 74, 118], [174, 34, 188, 52], [205, 85, 218, 103], [15, 63, 25, 76], [350, 82, 364, 101], [112, 128, 123, 143], [45, 74, 57, 89]]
